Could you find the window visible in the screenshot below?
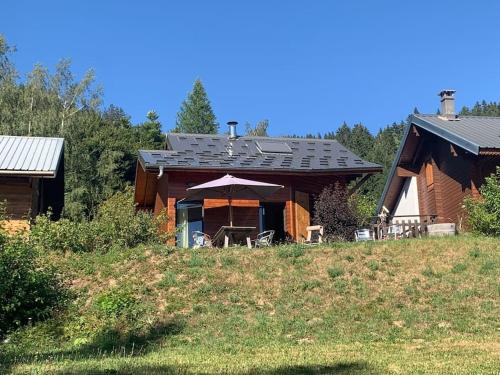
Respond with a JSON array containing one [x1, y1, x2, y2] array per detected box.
[[425, 161, 434, 189]]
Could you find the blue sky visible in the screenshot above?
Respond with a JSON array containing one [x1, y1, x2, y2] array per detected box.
[[3, 1, 500, 135]]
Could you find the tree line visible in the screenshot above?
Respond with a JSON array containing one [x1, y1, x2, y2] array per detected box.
[[1, 35, 498, 219]]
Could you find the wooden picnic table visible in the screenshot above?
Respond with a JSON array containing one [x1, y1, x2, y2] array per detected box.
[[212, 226, 256, 249]]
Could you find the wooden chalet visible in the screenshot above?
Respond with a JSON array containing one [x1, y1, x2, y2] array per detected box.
[[135, 123, 382, 247], [377, 90, 500, 228], [0, 135, 64, 232]]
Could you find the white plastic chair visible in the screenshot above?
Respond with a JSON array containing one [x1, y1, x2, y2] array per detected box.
[[252, 230, 275, 247], [354, 228, 374, 242], [192, 231, 212, 249], [387, 224, 403, 240]]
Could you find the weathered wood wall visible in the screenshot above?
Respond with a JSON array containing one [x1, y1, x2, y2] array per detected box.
[[0, 177, 32, 219], [414, 131, 500, 224], [134, 163, 353, 243]]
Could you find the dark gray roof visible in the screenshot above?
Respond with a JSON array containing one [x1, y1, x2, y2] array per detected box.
[[139, 133, 381, 173], [0, 135, 64, 177], [412, 114, 500, 153]]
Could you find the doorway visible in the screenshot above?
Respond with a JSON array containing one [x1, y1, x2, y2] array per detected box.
[[176, 201, 203, 248], [259, 202, 286, 243]]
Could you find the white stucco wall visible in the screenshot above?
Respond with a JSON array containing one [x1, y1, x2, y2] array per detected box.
[[392, 176, 420, 222]]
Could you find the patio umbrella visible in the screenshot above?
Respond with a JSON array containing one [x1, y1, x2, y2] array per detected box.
[[185, 174, 284, 226]]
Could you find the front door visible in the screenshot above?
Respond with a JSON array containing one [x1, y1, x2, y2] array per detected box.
[[176, 201, 203, 248], [260, 202, 286, 243]]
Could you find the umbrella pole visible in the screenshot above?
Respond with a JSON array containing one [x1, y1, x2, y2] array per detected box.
[[228, 187, 233, 226], [229, 200, 233, 226]]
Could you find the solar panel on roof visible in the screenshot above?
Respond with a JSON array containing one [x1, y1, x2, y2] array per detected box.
[[256, 141, 292, 154]]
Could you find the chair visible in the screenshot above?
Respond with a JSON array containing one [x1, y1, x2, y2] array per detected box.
[[354, 228, 374, 242], [192, 231, 212, 249], [252, 230, 275, 248], [387, 224, 403, 240], [304, 225, 323, 244]]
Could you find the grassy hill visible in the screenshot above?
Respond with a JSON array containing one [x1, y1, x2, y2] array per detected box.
[[1, 236, 499, 374]]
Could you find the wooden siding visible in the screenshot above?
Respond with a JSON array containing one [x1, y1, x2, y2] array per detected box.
[[136, 168, 355, 242], [0, 177, 32, 219], [294, 191, 310, 241], [413, 130, 499, 225]]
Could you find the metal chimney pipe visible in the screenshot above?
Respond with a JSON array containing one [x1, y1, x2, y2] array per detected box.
[[227, 121, 238, 139]]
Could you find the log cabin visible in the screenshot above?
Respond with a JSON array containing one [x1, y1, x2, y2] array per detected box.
[[134, 123, 382, 247], [377, 90, 500, 228], [0, 135, 64, 232]]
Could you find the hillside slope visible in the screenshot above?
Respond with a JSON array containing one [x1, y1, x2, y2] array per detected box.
[[2, 236, 499, 374]]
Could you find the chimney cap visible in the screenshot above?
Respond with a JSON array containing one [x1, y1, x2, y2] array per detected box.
[[438, 89, 456, 97], [227, 121, 238, 140]]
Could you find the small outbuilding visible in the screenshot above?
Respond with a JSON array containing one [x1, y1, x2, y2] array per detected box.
[[0, 135, 64, 232], [377, 90, 500, 227]]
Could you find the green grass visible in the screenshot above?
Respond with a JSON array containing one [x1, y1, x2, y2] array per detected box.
[[1, 236, 499, 374]]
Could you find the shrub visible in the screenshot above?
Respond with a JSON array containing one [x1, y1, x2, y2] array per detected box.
[[313, 183, 360, 241], [351, 194, 376, 227], [0, 236, 65, 337], [30, 187, 170, 253], [94, 187, 169, 249], [464, 167, 500, 236]]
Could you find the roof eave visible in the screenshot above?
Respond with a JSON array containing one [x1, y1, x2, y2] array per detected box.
[[411, 115, 480, 155], [0, 170, 56, 178], [140, 164, 382, 175]]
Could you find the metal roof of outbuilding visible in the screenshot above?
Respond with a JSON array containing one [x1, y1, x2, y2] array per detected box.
[[0, 135, 64, 177], [138, 133, 382, 173]]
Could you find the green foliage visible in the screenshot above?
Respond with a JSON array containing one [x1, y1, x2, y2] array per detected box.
[[313, 183, 360, 241], [351, 193, 377, 226], [327, 266, 344, 279], [173, 79, 218, 134], [95, 288, 137, 318], [158, 271, 177, 288], [469, 248, 481, 258], [0, 235, 65, 337], [277, 245, 305, 259], [366, 260, 379, 271], [30, 188, 170, 252], [0, 36, 163, 220], [464, 167, 500, 236], [460, 100, 500, 116], [451, 263, 467, 274]]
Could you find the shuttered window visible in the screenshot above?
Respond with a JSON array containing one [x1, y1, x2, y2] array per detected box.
[[425, 161, 434, 189]]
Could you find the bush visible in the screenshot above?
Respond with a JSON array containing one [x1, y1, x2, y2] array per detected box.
[[313, 183, 360, 241], [30, 187, 170, 253], [0, 236, 65, 337], [464, 167, 500, 236], [351, 194, 376, 227]]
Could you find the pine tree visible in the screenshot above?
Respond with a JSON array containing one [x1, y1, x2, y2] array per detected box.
[[335, 122, 352, 148], [173, 79, 218, 134], [349, 123, 374, 158]]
